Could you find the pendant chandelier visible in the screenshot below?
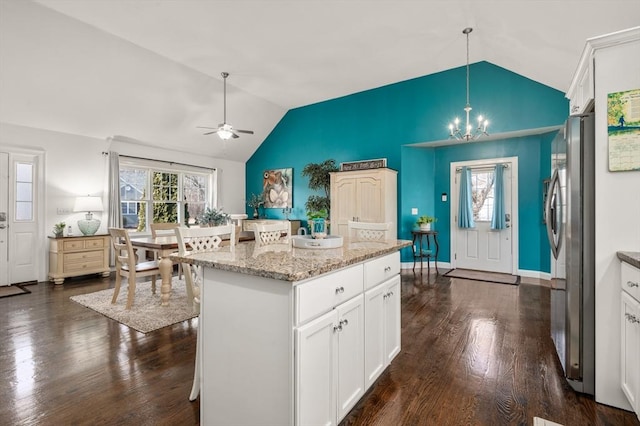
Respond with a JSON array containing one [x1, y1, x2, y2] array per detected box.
[[448, 27, 489, 141]]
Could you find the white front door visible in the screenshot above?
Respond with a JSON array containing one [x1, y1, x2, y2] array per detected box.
[[0, 151, 42, 285], [451, 157, 518, 274], [0, 153, 8, 285]]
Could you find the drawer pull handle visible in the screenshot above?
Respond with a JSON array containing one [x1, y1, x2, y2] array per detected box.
[[335, 286, 345, 294], [333, 324, 343, 333], [626, 313, 640, 324], [340, 319, 349, 327], [384, 266, 391, 272], [627, 281, 639, 288]]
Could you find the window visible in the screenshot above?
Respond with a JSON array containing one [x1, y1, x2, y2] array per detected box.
[[470, 170, 495, 222], [15, 162, 33, 221], [119, 160, 214, 232]]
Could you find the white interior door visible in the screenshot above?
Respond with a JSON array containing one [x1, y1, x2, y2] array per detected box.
[[0, 151, 42, 285], [451, 157, 518, 274], [0, 153, 8, 285]]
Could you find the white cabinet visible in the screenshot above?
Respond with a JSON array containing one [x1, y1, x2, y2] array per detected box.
[[566, 45, 594, 114], [296, 281, 364, 425], [364, 274, 401, 388], [621, 261, 640, 419], [330, 168, 397, 238]]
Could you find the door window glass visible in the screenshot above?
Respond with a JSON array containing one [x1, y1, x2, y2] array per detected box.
[[471, 170, 495, 222], [15, 162, 33, 221]]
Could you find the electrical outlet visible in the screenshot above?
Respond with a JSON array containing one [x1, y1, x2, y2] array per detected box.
[[57, 208, 71, 215], [411, 208, 418, 215]]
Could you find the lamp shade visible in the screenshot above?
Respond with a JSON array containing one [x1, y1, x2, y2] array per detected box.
[[74, 196, 103, 213]]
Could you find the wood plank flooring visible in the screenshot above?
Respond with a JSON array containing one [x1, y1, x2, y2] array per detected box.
[[0, 271, 637, 425]]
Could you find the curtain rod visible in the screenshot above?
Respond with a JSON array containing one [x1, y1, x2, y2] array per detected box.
[[102, 151, 215, 171], [455, 163, 509, 172]]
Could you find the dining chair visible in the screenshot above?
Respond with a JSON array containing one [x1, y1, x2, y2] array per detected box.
[[252, 220, 291, 247], [347, 221, 391, 241], [175, 224, 236, 402], [108, 227, 161, 310], [150, 222, 182, 278]]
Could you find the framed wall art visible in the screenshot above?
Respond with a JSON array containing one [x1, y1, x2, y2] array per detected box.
[[262, 168, 293, 208]]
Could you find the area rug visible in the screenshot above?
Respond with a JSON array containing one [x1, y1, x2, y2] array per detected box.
[[0, 284, 31, 299], [70, 278, 197, 333], [443, 268, 520, 285]]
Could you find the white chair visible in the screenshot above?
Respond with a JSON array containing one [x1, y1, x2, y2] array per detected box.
[[175, 224, 236, 402], [108, 228, 161, 310], [150, 222, 183, 279], [347, 221, 391, 241], [252, 220, 291, 247]]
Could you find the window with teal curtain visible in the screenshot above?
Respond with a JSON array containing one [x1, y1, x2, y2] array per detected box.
[[491, 164, 506, 229], [458, 166, 475, 228]]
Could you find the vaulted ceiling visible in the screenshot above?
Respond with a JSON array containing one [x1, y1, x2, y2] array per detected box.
[[3, 1, 639, 162]]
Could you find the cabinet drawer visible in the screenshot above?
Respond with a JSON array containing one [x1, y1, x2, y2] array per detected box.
[[84, 238, 105, 249], [63, 240, 85, 251], [621, 262, 640, 301], [64, 259, 105, 273], [296, 264, 363, 325], [64, 250, 104, 264], [364, 251, 400, 290]]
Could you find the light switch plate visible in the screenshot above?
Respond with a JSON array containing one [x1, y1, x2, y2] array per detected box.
[[411, 208, 418, 215]]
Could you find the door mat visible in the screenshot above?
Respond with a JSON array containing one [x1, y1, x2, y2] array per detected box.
[[70, 278, 198, 334], [0, 284, 31, 299], [443, 268, 520, 285]]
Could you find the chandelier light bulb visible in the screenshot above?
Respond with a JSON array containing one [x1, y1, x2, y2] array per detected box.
[[448, 27, 490, 142]]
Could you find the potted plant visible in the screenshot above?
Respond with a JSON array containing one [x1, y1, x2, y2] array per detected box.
[[197, 207, 230, 227], [247, 193, 264, 219], [302, 159, 339, 216], [416, 215, 436, 231], [306, 209, 328, 239], [53, 222, 66, 238]]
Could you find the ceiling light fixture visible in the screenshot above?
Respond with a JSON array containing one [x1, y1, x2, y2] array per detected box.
[[448, 27, 489, 141]]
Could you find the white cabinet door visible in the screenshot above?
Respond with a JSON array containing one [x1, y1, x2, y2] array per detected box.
[[364, 283, 385, 388], [384, 275, 401, 363], [296, 309, 338, 426], [336, 294, 365, 422], [364, 275, 401, 389], [621, 290, 640, 413]]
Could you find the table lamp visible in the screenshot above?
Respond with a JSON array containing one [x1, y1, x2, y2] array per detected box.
[[74, 196, 104, 235]]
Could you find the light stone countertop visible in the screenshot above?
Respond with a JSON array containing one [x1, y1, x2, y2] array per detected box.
[[171, 238, 412, 282], [617, 251, 640, 269]]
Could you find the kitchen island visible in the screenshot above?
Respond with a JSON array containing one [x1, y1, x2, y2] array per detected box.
[[172, 238, 411, 426]]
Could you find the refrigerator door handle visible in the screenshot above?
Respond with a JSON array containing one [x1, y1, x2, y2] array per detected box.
[[545, 169, 562, 259]]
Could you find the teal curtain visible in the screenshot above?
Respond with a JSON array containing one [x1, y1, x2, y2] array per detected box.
[[458, 166, 475, 228], [491, 164, 506, 229]]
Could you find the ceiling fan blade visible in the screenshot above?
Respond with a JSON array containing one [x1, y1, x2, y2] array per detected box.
[[203, 130, 219, 135], [196, 126, 217, 130], [231, 131, 240, 139], [236, 129, 254, 134]]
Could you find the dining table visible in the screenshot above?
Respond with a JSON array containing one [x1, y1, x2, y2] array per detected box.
[[129, 235, 179, 306], [130, 230, 255, 306]]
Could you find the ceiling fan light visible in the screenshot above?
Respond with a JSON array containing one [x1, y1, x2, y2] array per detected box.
[[218, 128, 233, 140]]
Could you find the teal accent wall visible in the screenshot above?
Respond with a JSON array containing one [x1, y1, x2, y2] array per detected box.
[[247, 61, 567, 273]]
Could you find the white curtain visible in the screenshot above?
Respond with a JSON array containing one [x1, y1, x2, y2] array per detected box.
[[108, 151, 121, 265]]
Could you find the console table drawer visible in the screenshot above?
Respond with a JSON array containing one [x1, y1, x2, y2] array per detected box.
[[64, 250, 104, 264], [64, 259, 105, 273]]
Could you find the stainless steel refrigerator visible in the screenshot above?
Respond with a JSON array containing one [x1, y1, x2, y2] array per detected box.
[[545, 113, 595, 395]]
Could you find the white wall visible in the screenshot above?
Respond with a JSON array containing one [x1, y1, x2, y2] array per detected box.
[[0, 122, 245, 282], [593, 36, 640, 410]]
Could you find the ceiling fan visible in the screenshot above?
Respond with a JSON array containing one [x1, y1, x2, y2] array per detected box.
[[198, 72, 254, 140]]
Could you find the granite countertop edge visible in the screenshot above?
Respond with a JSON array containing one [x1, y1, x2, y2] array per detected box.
[[172, 239, 412, 282], [617, 251, 640, 269]]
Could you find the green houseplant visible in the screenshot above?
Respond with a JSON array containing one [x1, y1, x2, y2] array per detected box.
[[416, 215, 436, 230], [247, 193, 264, 219], [301, 159, 339, 214], [53, 222, 66, 238], [197, 207, 230, 226]]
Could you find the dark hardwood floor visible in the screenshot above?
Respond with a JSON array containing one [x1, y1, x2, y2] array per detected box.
[[1, 271, 637, 425]]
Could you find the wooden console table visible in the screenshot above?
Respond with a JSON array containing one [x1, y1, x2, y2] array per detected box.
[[48, 234, 111, 284], [411, 229, 439, 274]]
